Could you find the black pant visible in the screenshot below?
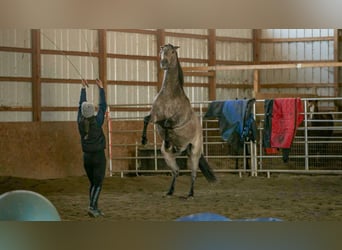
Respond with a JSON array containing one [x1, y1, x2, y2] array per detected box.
[[83, 150, 106, 187]]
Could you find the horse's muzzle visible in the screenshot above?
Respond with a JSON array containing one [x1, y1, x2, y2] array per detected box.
[[160, 59, 169, 69]]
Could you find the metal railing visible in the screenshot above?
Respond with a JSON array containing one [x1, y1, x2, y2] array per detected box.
[[106, 97, 342, 177]]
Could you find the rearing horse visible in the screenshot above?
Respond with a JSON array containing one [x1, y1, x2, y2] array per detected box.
[[141, 44, 217, 198]]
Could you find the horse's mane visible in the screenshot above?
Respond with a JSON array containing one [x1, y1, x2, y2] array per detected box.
[[176, 58, 184, 87], [163, 43, 184, 87]]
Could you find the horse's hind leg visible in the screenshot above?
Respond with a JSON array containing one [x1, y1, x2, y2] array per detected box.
[[161, 142, 179, 196], [187, 145, 200, 198], [141, 114, 151, 145]]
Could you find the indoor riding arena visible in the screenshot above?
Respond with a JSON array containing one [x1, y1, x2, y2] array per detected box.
[[1, 29, 342, 221]]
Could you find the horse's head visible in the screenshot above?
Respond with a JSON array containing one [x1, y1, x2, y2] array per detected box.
[[160, 44, 180, 70], [307, 100, 318, 120], [308, 100, 318, 112]]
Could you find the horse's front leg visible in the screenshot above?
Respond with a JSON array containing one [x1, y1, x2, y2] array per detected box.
[[141, 114, 151, 145]]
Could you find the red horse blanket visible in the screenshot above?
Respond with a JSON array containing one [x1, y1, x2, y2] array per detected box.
[[270, 98, 304, 148]]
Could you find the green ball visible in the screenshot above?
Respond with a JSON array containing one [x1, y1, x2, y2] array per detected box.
[[0, 190, 61, 221]]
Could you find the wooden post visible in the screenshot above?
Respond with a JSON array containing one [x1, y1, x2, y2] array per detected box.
[[208, 29, 216, 100], [253, 69, 259, 94], [98, 29, 107, 92], [334, 29, 340, 98], [156, 29, 165, 92], [253, 29, 261, 97], [31, 29, 41, 122]]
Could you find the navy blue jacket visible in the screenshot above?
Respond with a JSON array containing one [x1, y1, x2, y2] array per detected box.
[[77, 87, 107, 152]]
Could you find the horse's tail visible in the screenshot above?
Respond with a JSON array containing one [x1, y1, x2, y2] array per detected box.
[[199, 154, 217, 183]]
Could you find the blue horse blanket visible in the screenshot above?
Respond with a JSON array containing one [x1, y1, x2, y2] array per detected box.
[[204, 99, 256, 153]]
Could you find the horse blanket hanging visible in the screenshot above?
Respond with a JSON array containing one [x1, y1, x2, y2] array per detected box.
[[263, 98, 304, 162], [204, 98, 257, 153]]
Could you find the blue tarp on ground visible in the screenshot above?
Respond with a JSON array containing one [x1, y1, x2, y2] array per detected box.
[[176, 212, 282, 222]]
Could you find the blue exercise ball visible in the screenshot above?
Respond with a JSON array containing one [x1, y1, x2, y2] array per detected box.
[[0, 190, 61, 221]]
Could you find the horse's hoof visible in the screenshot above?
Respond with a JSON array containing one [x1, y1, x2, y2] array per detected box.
[[141, 137, 147, 145]]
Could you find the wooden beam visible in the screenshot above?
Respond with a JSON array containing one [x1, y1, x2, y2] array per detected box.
[[334, 29, 340, 97], [253, 29, 261, 95], [107, 53, 157, 61], [253, 70, 259, 94], [0, 76, 32, 82], [183, 61, 342, 72], [260, 36, 335, 43], [107, 29, 157, 35], [164, 31, 208, 40], [0, 46, 32, 53], [41, 49, 99, 57], [208, 29, 216, 100], [31, 29, 41, 122]]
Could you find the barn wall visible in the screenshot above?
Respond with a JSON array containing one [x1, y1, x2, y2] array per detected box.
[[0, 29, 340, 179], [0, 122, 87, 179], [1, 28, 338, 122], [259, 29, 335, 99], [215, 29, 254, 100]]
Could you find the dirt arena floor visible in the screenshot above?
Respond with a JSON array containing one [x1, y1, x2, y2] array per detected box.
[[0, 173, 341, 221]]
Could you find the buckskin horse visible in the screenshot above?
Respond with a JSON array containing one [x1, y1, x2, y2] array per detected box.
[[141, 44, 216, 198]]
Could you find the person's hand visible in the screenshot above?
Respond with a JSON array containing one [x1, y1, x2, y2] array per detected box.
[[81, 79, 89, 88], [95, 79, 104, 88]]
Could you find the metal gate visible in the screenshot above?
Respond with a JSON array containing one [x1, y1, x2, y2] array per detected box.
[[107, 97, 342, 177]]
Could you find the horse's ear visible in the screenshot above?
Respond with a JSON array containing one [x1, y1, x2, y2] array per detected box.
[[174, 46, 180, 50]]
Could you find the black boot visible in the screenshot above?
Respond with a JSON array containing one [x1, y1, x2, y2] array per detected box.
[[88, 186, 104, 217]]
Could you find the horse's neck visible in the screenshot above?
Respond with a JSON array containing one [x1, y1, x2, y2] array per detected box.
[[161, 68, 184, 96]]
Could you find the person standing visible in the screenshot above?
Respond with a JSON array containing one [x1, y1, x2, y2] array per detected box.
[[77, 79, 107, 217]]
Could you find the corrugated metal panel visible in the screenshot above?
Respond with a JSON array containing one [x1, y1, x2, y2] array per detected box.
[[110, 85, 157, 105], [0, 51, 31, 77], [106, 30, 158, 108], [261, 41, 334, 61], [42, 111, 77, 121], [260, 29, 335, 98], [184, 87, 208, 103], [0, 82, 32, 106], [216, 42, 252, 61], [0, 29, 31, 48], [41, 84, 84, 107], [41, 54, 98, 79], [165, 36, 208, 59], [165, 29, 208, 35], [215, 30, 254, 100], [261, 29, 334, 38], [216, 29, 253, 38], [216, 70, 253, 84], [107, 31, 157, 56], [41, 29, 98, 53], [0, 112, 32, 121], [216, 88, 253, 100], [107, 58, 157, 82]]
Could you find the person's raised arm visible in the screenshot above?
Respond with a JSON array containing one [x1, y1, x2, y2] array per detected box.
[[77, 79, 88, 122], [95, 79, 107, 126]]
